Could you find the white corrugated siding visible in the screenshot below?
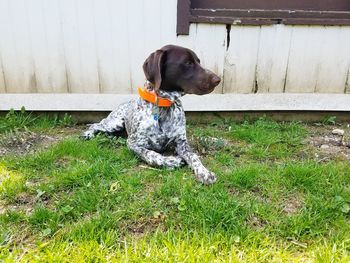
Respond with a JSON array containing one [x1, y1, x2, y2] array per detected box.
[[0, 0, 350, 94]]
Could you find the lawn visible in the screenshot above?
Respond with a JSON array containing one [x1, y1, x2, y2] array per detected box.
[[0, 110, 350, 262]]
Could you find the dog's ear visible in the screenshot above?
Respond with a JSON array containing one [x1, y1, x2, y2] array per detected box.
[[143, 49, 166, 92]]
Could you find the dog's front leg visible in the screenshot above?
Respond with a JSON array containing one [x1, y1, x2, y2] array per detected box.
[[82, 106, 127, 139], [176, 138, 216, 184], [127, 140, 184, 169]]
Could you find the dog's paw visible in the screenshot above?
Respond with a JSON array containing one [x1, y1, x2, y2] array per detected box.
[[196, 169, 217, 185], [80, 130, 95, 140]]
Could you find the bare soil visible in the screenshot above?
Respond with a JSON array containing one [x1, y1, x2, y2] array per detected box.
[[307, 124, 350, 161], [0, 126, 83, 156], [281, 194, 304, 216]]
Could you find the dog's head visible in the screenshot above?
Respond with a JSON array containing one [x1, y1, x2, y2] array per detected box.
[[143, 45, 221, 95]]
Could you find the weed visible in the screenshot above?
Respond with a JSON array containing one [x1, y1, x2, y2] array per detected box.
[[322, 116, 337, 125]]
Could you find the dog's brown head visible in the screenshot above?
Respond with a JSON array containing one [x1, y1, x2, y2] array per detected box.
[[143, 45, 221, 95]]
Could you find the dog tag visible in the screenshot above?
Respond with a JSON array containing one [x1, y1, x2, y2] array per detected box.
[[153, 114, 159, 121], [152, 105, 159, 128]]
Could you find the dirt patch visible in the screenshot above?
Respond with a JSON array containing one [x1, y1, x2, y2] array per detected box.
[[0, 189, 47, 216], [3, 192, 36, 216], [190, 135, 231, 155], [281, 195, 304, 216], [248, 186, 272, 205], [0, 189, 57, 217], [227, 187, 239, 196], [247, 214, 267, 229], [0, 132, 58, 156], [14, 192, 34, 205], [124, 215, 167, 238], [0, 127, 83, 156], [0, 201, 6, 215], [308, 124, 350, 161]]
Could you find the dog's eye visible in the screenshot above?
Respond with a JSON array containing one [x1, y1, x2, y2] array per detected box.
[[185, 61, 193, 67]]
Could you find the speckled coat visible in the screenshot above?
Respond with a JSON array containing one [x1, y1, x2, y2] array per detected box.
[[82, 83, 216, 184]]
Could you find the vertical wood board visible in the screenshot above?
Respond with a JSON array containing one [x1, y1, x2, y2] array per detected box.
[[256, 25, 293, 93], [314, 26, 350, 93], [0, 0, 36, 93], [223, 26, 261, 93], [284, 26, 325, 92], [42, 0, 68, 93]]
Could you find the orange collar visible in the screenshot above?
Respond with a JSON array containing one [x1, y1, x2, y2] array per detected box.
[[138, 86, 174, 107]]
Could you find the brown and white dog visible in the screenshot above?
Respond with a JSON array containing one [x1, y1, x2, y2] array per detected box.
[[82, 45, 221, 184]]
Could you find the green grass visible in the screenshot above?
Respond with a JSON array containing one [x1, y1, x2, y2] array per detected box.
[[0, 114, 350, 262], [0, 107, 73, 134]]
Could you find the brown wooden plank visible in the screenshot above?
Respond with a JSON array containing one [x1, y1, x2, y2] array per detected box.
[[191, 0, 350, 12], [284, 18, 350, 25], [188, 0, 350, 26], [177, 0, 190, 35], [191, 9, 350, 19], [190, 8, 350, 25], [191, 16, 277, 25], [191, 16, 350, 26]]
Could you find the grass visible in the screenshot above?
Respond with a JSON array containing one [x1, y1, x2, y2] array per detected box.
[[0, 107, 73, 134], [0, 112, 350, 262]]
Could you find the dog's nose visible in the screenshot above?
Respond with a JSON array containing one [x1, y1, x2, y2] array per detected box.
[[211, 75, 221, 87]]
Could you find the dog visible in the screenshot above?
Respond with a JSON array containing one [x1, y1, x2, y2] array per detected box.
[[82, 45, 221, 184]]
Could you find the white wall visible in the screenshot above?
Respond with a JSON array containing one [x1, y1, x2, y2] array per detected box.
[[0, 0, 350, 95]]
